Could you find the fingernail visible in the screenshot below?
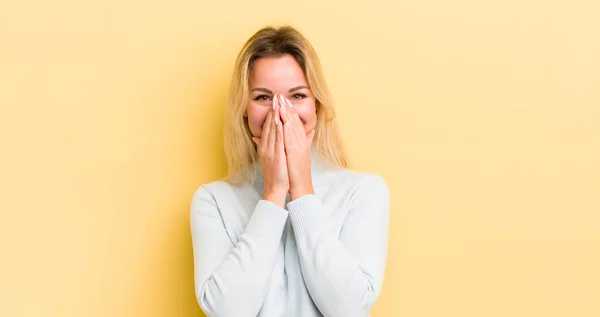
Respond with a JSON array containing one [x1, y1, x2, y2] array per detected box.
[[280, 99, 287, 113], [272, 94, 277, 110]]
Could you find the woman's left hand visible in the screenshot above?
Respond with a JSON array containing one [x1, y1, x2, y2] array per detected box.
[[277, 95, 316, 200]]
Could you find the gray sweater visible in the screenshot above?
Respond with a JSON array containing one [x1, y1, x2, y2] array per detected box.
[[190, 150, 390, 317]]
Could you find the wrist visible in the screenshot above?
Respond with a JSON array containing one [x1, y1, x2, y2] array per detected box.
[[289, 184, 314, 201], [263, 190, 287, 208]]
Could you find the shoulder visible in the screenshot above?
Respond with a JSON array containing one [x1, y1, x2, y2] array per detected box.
[[190, 179, 233, 206], [191, 178, 257, 204], [322, 168, 390, 202], [327, 167, 388, 190]]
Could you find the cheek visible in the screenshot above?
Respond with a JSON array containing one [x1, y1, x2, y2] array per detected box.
[[247, 103, 270, 130], [295, 100, 317, 123]]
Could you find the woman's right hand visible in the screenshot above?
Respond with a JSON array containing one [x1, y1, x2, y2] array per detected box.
[[252, 94, 289, 208]]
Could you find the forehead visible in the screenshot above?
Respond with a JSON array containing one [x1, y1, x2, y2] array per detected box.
[[249, 54, 307, 88]]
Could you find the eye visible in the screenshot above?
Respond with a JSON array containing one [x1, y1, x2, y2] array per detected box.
[[291, 93, 307, 100], [254, 95, 271, 101]]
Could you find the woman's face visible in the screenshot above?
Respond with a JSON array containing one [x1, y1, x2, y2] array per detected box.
[[245, 54, 317, 138]]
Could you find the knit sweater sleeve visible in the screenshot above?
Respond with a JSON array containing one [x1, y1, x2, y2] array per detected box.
[[190, 185, 289, 317], [286, 174, 390, 317]]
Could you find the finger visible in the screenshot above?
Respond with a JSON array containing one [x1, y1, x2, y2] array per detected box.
[[281, 97, 301, 149], [275, 104, 285, 157], [285, 97, 295, 113], [285, 98, 305, 141], [260, 109, 273, 152], [285, 98, 301, 123], [307, 129, 316, 145], [281, 97, 297, 128], [267, 97, 277, 153], [274, 94, 281, 127], [278, 95, 290, 125], [283, 114, 294, 150], [281, 96, 305, 151]]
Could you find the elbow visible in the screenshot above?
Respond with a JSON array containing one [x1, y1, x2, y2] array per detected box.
[[195, 282, 218, 317], [319, 279, 382, 317], [196, 280, 230, 317], [360, 281, 381, 313], [359, 273, 384, 312], [195, 279, 261, 317], [344, 275, 383, 317]]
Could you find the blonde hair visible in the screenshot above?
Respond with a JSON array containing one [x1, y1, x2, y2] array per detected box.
[[223, 25, 349, 185]]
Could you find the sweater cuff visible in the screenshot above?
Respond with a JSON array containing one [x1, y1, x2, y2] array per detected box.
[[286, 194, 333, 240], [245, 200, 289, 238]]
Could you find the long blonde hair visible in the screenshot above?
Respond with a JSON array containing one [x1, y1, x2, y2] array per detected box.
[[223, 25, 349, 185]]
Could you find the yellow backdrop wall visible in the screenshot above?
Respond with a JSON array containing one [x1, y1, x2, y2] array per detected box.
[[1, 0, 599, 316]]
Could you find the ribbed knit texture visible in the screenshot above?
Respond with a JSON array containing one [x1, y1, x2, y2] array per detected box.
[[190, 149, 390, 317]]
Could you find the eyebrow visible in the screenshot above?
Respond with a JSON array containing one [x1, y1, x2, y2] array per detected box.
[[250, 85, 309, 94]]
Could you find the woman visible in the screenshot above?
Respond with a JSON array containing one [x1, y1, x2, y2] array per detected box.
[[190, 25, 390, 317]]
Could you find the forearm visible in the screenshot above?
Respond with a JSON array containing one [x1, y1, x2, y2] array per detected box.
[[287, 194, 388, 317], [194, 200, 288, 317]]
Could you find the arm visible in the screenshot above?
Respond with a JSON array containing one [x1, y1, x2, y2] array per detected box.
[[286, 175, 390, 317], [190, 186, 289, 317]]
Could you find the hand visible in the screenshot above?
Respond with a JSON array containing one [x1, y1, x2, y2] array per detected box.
[[252, 95, 288, 208], [277, 95, 316, 200]]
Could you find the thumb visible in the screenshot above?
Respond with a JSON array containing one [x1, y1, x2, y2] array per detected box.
[[252, 137, 260, 144], [307, 129, 316, 145]]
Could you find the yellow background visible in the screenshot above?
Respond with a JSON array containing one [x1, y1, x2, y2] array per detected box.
[[1, 0, 599, 316]]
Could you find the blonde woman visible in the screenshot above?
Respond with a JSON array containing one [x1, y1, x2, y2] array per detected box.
[[190, 25, 390, 317]]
